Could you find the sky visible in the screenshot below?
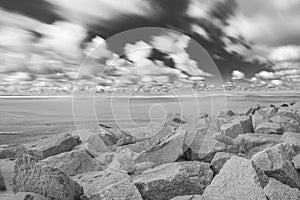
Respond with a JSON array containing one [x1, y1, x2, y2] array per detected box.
[[0, 0, 300, 93]]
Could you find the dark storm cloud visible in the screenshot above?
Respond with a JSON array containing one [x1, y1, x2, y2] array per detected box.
[[0, 0, 63, 23]]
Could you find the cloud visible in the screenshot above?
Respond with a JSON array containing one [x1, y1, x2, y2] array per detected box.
[[270, 79, 283, 86], [268, 45, 300, 62], [255, 71, 277, 80], [232, 70, 245, 80], [37, 21, 87, 63]]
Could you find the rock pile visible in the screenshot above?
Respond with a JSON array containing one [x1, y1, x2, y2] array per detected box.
[[5, 102, 300, 199]]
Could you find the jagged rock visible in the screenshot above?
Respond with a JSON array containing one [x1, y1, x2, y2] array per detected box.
[[25, 132, 80, 159], [95, 152, 116, 166], [166, 113, 188, 128], [264, 178, 300, 200], [133, 161, 213, 200], [245, 104, 260, 116], [270, 115, 300, 132], [255, 122, 283, 134], [251, 143, 300, 189], [221, 121, 243, 138], [211, 152, 235, 174], [171, 195, 202, 200], [252, 107, 278, 128], [135, 162, 155, 174], [134, 127, 186, 166], [116, 141, 146, 153], [115, 148, 137, 173], [292, 154, 300, 171], [74, 170, 143, 200], [12, 154, 83, 200], [0, 167, 6, 191], [202, 156, 267, 200], [6, 192, 48, 200], [276, 108, 300, 123], [281, 132, 300, 151], [0, 144, 26, 159], [217, 110, 236, 118], [38, 149, 104, 176], [213, 133, 281, 158], [86, 134, 112, 156], [221, 115, 253, 138]]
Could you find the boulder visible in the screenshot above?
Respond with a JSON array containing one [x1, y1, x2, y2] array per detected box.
[[245, 104, 261, 116], [221, 121, 243, 138], [6, 192, 48, 200], [211, 152, 235, 174], [12, 154, 83, 200], [264, 178, 300, 200], [38, 149, 104, 176], [202, 156, 267, 200], [74, 170, 143, 200], [25, 132, 80, 159], [86, 134, 112, 156], [166, 113, 188, 128], [270, 115, 300, 132], [116, 141, 146, 153], [251, 143, 300, 189], [276, 108, 300, 123], [0, 144, 26, 159], [0, 167, 6, 191], [115, 148, 137, 173], [292, 154, 300, 171], [133, 161, 213, 200], [252, 107, 278, 128], [134, 127, 186, 166], [255, 122, 283, 134], [281, 132, 300, 151], [171, 195, 202, 200], [135, 162, 155, 174]]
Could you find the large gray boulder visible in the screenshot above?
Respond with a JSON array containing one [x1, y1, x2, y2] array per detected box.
[[251, 143, 300, 189], [270, 115, 300, 133], [255, 122, 283, 134], [252, 107, 278, 128], [74, 170, 143, 200], [264, 178, 300, 200], [134, 127, 186, 166], [281, 132, 300, 151], [202, 156, 267, 200], [292, 154, 300, 171], [211, 152, 235, 174], [276, 108, 300, 124], [171, 195, 202, 200], [12, 154, 83, 200], [220, 115, 253, 138], [25, 132, 80, 159], [6, 192, 48, 200], [0, 144, 26, 159], [0, 167, 6, 191], [86, 134, 112, 156], [38, 149, 104, 176], [133, 161, 213, 200]]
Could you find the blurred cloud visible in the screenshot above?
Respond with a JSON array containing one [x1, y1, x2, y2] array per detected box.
[[232, 70, 244, 80], [255, 71, 277, 80]]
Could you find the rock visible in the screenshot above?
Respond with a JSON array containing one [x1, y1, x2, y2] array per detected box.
[[276, 108, 300, 123], [245, 104, 260, 116], [135, 162, 155, 174], [255, 122, 283, 134], [86, 134, 112, 156], [270, 115, 300, 132], [133, 161, 213, 200], [0, 167, 6, 191], [95, 152, 116, 166], [251, 143, 300, 189], [221, 121, 243, 138], [221, 115, 253, 138], [0, 144, 26, 159], [134, 127, 186, 166], [74, 170, 143, 200], [38, 149, 104, 176], [12, 154, 83, 200], [25, 132, 80, 159], [211, 152, 235, 174], [171, 195, 202, 200], [264, 178, 300, 200], [166, 113, 188, 128], [116, 148, 137, 173], [202, 156, 267, 200], [6, 192, 48, 200], [252, 107, 278, 128], [292, 154, 300, 171], [116, 141, 146, 153], [282, 132, 300, 151]]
